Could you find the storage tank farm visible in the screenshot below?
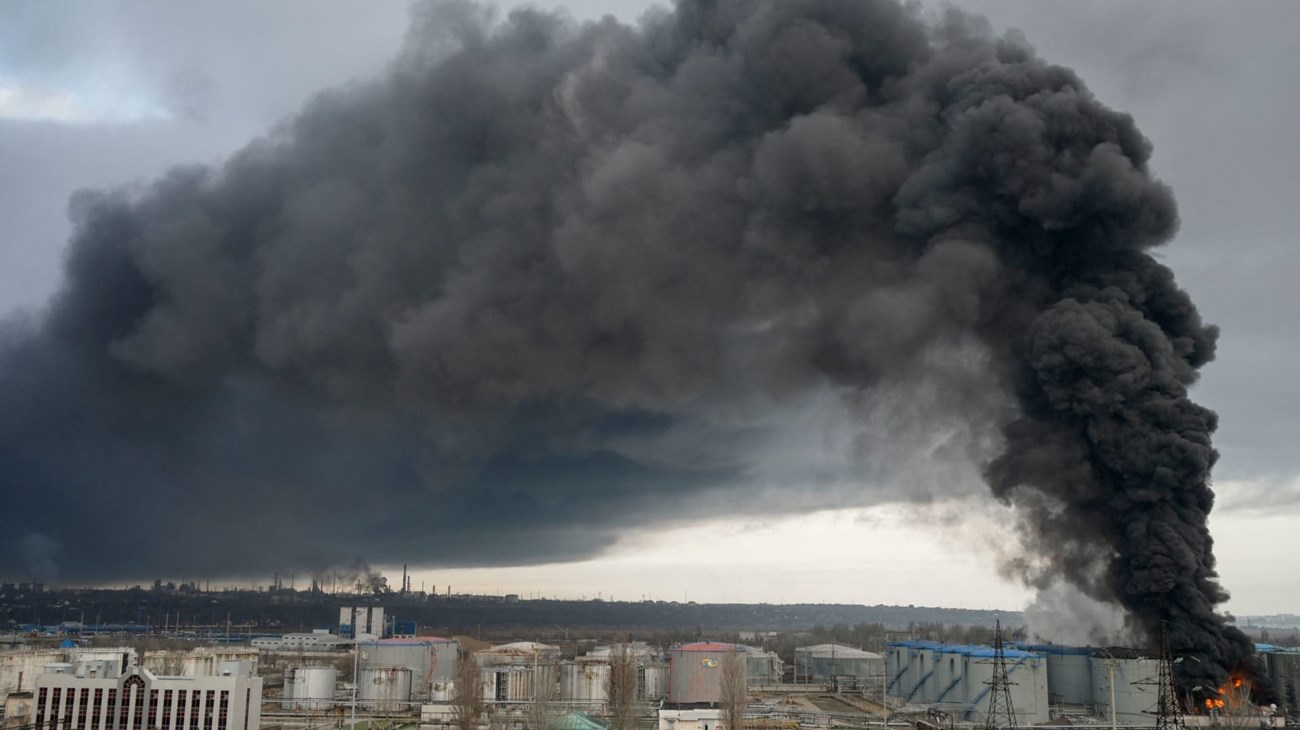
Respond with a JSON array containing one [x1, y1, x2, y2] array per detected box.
[[359, 637, 459, 702], [668, 641, 741, 705], [887, 641, 1049, 724], [558, 642, 669, 705]]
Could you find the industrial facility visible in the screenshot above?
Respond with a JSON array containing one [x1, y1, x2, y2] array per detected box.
[[3, 590, 1296, 730], [888, 640, 1050, 724]]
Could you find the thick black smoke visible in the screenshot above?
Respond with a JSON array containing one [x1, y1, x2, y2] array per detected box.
[[0, 0, 1251, 686]]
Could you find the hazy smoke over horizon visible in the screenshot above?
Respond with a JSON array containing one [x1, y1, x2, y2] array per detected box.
[[0, 0, 1255, 687]]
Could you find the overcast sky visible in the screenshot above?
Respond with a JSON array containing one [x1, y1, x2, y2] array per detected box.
[[2, 0, 1297, 615]]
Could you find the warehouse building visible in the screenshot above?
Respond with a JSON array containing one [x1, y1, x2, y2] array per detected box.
[[250, 630, 349, 652]]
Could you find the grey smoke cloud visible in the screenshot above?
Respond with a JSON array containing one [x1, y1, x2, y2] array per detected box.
[[0, 0, 1254, 686]]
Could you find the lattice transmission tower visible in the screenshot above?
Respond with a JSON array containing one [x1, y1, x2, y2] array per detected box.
[[983, 619, 1018, 730], [1155, 623, 1187, 730]]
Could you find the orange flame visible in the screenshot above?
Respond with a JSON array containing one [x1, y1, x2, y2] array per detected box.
[[1201, 671, 1252, 714]]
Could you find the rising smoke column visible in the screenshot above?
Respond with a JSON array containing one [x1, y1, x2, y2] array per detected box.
[[0, 0, 1253, 685]]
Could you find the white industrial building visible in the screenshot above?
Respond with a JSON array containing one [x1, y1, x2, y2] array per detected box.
[[251, 630, 349, 652], [33, 659, 261, 730], [339, 607, 386, 641], [2, 648, 137, 697]]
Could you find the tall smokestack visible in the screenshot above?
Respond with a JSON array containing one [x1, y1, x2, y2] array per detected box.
[[0, 0, 1256, 690]]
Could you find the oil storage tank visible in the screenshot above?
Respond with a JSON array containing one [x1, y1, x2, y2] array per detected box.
[[743, 648, 784, 685], [1090, 653, 1159, 726], [886, 641, 939, 699], [359, 667, 413, 711], [428, 638, 459, 681], [668, 642, 740, 704], [643, 662, 669, 701], [1022, 644, 1095, 706], [955, 645, 1048, 724], [478, 642, 561, 704], [285, 666, 338, 710], [560, 658, 610, 704], [362, 638, 454, 702]]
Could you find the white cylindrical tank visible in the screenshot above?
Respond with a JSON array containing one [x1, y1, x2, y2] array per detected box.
[[744, 648, 784, 685], [1025, 645, 1094, 706], [560, 661, 609, 704], [642, 664, 669, 701], [430, 639, 459, 681], [886, 642, 933, 699], [956, 647, 1049, 725], [1090, 656, 1159, 727], [362, 640, 433, 701], [360, 667, 413, 711], [286, 666, 338, 710]]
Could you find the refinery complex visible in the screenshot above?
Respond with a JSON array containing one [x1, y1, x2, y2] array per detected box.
[[3, 599, 1299, 730]]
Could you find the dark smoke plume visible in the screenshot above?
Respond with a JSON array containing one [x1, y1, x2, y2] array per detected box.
[[0, 0, 1253, 687]]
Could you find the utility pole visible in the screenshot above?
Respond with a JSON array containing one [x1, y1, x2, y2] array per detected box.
[[982, 620, 1017, 730], [1104, 656, 1118, 730], [351, 640, 363, 730]]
